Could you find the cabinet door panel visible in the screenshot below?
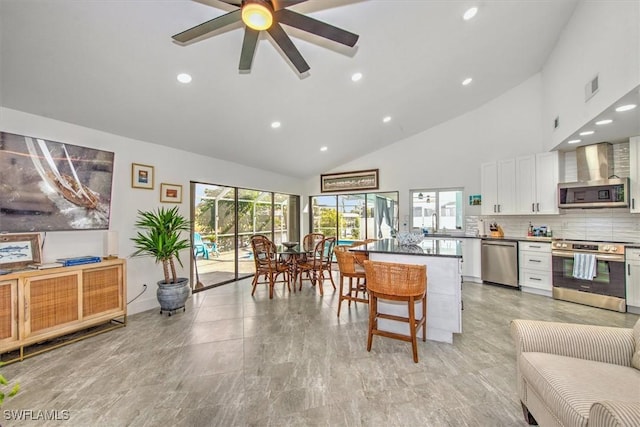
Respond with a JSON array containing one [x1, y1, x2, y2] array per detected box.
[[535, 152, 559, 214], [480, 162, 498, 215], [0, 280, 18, 344], [83, 265, 123, 317], [497, 158, 516, 214], [516, 155, 536, 214], [26, 272, 80, 335]]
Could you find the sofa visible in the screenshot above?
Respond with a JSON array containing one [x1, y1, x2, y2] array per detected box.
[[511, 318, 640, 426]]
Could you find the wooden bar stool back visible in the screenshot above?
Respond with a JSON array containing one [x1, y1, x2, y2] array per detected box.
[[363, 260, 427, 363], [334, 245, 368, 317]]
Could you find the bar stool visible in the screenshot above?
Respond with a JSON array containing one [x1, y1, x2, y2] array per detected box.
[[334, 246, 368, 317], [362, 260, 427, 363]]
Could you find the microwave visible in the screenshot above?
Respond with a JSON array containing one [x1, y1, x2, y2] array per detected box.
[[557, 178, 629, 209]]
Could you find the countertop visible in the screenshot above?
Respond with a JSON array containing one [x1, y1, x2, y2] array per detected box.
[[350, 238, 462, 258]]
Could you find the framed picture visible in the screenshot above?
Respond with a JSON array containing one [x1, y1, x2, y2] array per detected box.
[[0, 233, 42, 269], [160, 183, 182, 203], [320, 169, 379, 193], [469, 195, 482, 206], [131, 163, 154, 189]]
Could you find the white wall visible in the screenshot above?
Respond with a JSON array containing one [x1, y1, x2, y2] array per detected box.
[[542, 0, 640, 150], [0, 107, 303, 314], [304, 74, 545, 231]]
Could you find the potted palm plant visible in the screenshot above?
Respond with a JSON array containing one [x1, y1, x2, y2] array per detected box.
[[131, 206, 191, 315]]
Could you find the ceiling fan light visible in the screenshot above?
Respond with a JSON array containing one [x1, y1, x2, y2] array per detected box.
[[242, 3, 273, 31]]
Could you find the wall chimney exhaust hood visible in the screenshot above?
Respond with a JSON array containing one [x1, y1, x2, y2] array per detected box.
[[558, 142, 629, 209]]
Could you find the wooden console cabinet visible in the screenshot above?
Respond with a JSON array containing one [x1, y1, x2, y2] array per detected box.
[[0, 259, 126, 362]]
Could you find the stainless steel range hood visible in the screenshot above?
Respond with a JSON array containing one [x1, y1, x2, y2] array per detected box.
[[558, 143, 629, 209]]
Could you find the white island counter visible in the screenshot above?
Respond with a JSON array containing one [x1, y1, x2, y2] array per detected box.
[[350, 238, 462, 344]]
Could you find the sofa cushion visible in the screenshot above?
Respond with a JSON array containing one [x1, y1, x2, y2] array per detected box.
[[520, 352, 640, 427], [633, 319, 640, 370]]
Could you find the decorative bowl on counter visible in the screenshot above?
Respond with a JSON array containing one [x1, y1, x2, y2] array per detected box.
[[396, 232, 423, 246], [282, 241, 298, 249]]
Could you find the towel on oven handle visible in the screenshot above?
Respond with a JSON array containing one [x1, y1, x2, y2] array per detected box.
[[572, 253, 597, 280]]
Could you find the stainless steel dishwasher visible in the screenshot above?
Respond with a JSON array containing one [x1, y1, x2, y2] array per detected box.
[[481, 240, 519, 287]]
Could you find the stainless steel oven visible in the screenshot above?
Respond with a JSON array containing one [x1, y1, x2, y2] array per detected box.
[[551, 240, 626, 312]]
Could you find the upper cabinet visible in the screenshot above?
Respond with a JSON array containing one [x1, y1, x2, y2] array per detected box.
[[515, 152, 559, 215], [629, 136, 640, 213], [480, 159, 516, 215], [482, 152, 559, 216]]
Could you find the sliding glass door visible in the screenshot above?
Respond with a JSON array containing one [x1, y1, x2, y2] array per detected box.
[[192, 182, 300, 291], [310, 192, 398, 244]]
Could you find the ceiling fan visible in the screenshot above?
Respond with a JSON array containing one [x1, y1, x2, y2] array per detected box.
[[172, 0, 359, 74]]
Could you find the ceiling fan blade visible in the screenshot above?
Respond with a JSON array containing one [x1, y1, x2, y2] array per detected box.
[[218, 0, 242, 5], [275, 9, 359, 47], [272, 0, 308, 11], [172, 10, 242, 43], [267, 22, 310, 73], [239, 28, 260, 71]]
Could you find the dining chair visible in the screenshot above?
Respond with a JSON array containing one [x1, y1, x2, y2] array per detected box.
[[302, 233, 324, 252], [250, 234, 290, 299], [334, 245, 368, 317], [363, 260, 427, 363], [296, 236, 336, 296]]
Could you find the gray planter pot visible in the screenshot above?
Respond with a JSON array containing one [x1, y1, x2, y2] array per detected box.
[[157, 277, 190, 315]]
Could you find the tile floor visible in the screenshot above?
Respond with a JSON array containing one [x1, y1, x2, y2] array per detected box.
[[2, 276, 638, 427]]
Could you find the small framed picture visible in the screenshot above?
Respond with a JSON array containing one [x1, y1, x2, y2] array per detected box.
[[131, 163, 154, 189], [160, 183, 182, 203], [0, 233, 42, 269]]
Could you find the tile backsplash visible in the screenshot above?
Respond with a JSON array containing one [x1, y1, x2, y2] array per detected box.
[[468, 210, 640, 242]]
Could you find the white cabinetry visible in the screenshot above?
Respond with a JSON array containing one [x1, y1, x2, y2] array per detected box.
[[625, 248, 640, 314], [519, 241, 552, 297], [461, 238, 481, 283], [516, 152, 560, 215], [480, 159, 516, 215], [628, 136, 640, 213]]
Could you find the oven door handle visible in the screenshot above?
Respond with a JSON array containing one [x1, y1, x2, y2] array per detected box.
[[551, 252, 624, 262]]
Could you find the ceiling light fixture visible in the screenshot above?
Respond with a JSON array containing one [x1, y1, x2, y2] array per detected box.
[[320, 146, 328, 152], [463, 7, 478, 21], [595, 119, 613, 125], [383, 116, 391, 123], [271, 121, 281, 129], [615, 104, 637, 112], [462, 77, 473, 86], [242, 1, 273, 31], [568, 139, 581, 144], [579, 131, 594, 136], [176, 73, 192, 83], [351, 72, 363, 82]]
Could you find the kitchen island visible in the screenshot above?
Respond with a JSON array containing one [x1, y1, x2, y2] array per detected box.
[[350, 238, 462, 344]]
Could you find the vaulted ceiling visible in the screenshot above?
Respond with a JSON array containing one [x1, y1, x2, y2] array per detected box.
[[0, 0, 579, 178]]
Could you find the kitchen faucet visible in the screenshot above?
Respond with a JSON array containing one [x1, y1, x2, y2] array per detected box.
[[431, 213, 438, 232]]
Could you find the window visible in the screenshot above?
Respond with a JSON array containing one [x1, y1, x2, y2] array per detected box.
[[410, 188, 463, 232]]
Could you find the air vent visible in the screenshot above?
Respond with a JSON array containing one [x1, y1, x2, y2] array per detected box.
[[554, 116, 560, 129], [585, 74, 599, 101]]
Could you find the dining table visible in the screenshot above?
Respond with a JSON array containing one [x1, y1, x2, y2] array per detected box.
[[276, 244, 311, 289]]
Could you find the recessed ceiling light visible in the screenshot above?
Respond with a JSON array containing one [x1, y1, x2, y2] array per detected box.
[[615, 104, 637, 112], [462, 77, 473, 86], [177, 73, 192, 83], [271, 121, 281, 129], [351, 72, 363, 82], [383, 116, 392, 123], [463, 7, 478, 21], [320, 146, 328, 152], [595, 119, 613, 125], [579, 130, 594, 136], [568, 139, 581, 144]]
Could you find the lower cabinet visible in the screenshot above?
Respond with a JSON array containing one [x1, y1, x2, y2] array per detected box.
[[626, 248, 640, 314], [461, 238, 482, 283], [519, 241, 552, 296], [0, 259, 126, 361]]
